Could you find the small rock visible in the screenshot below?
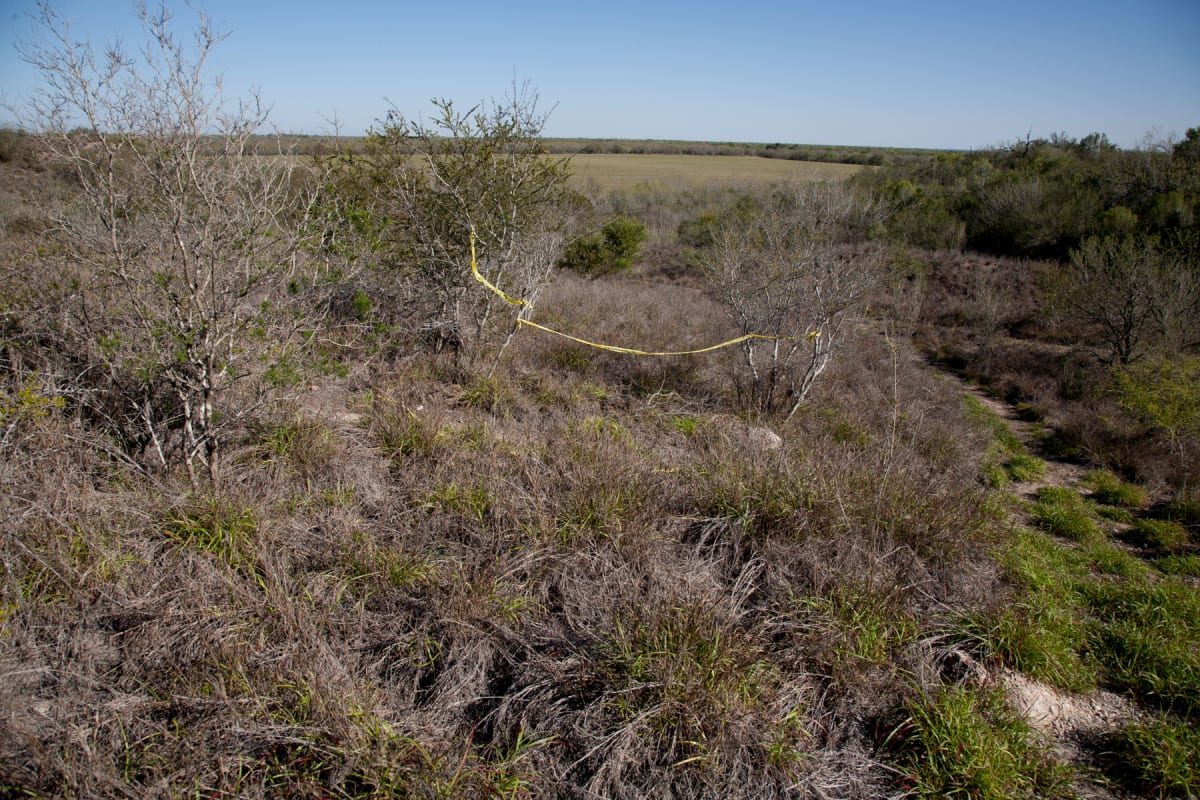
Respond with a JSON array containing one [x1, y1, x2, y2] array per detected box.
[[747, 426, 783, 451]]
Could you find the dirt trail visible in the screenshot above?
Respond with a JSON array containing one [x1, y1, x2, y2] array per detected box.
[[965, 387, 1090, 502], [936, 367, 1141, 799]]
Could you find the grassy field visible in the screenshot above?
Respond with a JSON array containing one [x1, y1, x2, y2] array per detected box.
[[564, 153, 862, 189]]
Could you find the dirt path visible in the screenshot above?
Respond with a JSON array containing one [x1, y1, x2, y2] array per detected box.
[[964, 387, 1090, 502], [936, 367, 1141, 799]]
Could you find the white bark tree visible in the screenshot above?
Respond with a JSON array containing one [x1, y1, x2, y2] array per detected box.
[[699, 182, 884, 419], [17, 1, 319, 485]]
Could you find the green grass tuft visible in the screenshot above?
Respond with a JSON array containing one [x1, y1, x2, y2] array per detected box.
[[967, 531, 1098, 690], [1005, 452, 1046, 482], [1083, 470, 1147, 508], [1083, 580, 1200, 717], [1029, 486, 1102, 543], [603, 600, 780, 766], [1095, 504, 1135, 523], [1085, 541, 1152, 578], [1153, 553, 1200, 577], [1119, 519, 1189, 551], [895, 685, 1073, 799], [164, 496, 258, 571], [1104, 714, 1200, 798]]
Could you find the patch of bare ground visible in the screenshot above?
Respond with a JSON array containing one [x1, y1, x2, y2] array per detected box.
[[1000, 670, 1141, 799], [961, 379, 1089, 501]]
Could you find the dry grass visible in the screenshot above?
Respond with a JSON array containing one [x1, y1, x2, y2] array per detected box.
[[8, 146, 1186, 799], [0, 303, 1013, 798]]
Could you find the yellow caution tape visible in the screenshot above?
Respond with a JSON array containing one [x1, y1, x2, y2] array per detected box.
[[468, 229, 818, 356], [470, 230, 526, 307], [516, 318, 778, 356]]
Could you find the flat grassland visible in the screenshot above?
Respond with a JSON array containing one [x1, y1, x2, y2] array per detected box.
[[564, 153, 862, 189]]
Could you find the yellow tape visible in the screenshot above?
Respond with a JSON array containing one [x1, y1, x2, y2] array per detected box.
[[470, 230, 526, 307], [468, 229, 813, 356], [516, 318, 778, 356]]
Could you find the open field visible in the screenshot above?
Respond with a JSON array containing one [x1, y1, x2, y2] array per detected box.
[[564, 154, 862, 189], [254, 151, 860, 191]]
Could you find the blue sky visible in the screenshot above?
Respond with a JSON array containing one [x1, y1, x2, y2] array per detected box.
[[1, 0, 1197, 149]]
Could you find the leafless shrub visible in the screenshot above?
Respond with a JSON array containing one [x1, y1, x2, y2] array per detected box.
[[1045, 235, 1200, 365], [698, 182, 886, 418], [14, 1, 324, 485]]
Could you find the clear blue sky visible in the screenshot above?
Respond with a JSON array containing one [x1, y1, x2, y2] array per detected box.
[[1, 0, 1197, 149]]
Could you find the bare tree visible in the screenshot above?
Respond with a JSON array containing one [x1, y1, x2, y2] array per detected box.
[[699, 182, 884, 419], [1051, 235, 1197, 366], [16, 1, 319, 485]]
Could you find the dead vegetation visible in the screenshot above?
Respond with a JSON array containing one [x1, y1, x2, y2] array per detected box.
[[2, 12, 1198, 792], [1, 303, 1009, 798], [5, 128, 1199, 796]]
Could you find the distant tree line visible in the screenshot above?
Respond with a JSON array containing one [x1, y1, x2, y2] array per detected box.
[[856, 130, 1200, 260], [234, 135, 941, 168], [539, 138, 937, 167]]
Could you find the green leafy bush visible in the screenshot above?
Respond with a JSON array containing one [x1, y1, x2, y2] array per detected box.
[[560, 215, 647, 275], [677, 210, 719, 248], [1116, 355, 1200, 476]]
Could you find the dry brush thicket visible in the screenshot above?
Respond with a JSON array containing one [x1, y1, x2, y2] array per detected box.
[[0, 119, 1023, 793], [4, 7, 1200, 799], [2, 304, 1010, 798]]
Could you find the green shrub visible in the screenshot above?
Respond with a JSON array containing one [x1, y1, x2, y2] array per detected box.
[[1013, 402, 1042, 422], [677, 210, 718, 248], [0, 127, 37, 167], [560, 216, 647, 275], [601, 216, 647, 268], [1116, 355, 1200, 485], [558, 232, 606, 274]]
